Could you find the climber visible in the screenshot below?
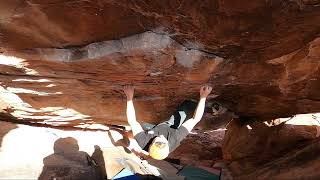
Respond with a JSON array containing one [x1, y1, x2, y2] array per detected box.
[[123, 84, 213, 160]]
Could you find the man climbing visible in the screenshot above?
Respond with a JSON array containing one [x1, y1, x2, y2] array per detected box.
[[123, 85, 213, 160]]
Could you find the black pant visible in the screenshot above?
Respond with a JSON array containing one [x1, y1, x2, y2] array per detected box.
[[165, 100, 197, 129]]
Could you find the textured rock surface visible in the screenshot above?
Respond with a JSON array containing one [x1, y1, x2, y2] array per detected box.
[[1, 0, 320, 58], [2, 36, 320, 127], [0, 31, 222, 127], [222, 113, 320, 179], [1, 0, 320, 128], [1, 1, 320, 179], [170, 129, 225, 167]]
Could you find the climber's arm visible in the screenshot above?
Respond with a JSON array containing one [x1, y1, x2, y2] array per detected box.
[[182, 85, 212, 132], [124, 85, 144, 136], [126, 100, 144, 136]]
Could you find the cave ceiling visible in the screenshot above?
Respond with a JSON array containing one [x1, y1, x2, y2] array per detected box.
[[0, 0, 320, 129]]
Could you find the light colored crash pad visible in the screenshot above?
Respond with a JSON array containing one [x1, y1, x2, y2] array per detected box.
[[94, 146, 185, 180]]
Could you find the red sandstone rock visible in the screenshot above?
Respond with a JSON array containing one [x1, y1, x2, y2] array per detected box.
[[222, 114, 320, 178], [0, 31, 223, 128], [0, 1, 319, 128], [0, 2, 320, 179]]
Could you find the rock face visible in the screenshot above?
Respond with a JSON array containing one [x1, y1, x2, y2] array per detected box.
[[0, 1, 320, 127], [1, 1, 320, 179], [222, 114, 320, 179], [0, 31, 222, 127], [1, 1, 320, 58], [1, 0, 320, 127]]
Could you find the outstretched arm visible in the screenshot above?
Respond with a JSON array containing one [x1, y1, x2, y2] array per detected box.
[[124, 85, 144, 136], [182, 85, 213, 132]]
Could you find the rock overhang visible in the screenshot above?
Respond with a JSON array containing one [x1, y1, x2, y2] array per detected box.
[[0, 0, 320, 128]]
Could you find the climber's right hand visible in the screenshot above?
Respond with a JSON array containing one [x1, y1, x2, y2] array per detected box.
[[200, 85, 213, 98], [124, 85, 134, 100]]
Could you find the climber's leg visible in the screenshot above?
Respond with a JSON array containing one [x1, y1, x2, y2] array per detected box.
[[163, 100, 197, 129]]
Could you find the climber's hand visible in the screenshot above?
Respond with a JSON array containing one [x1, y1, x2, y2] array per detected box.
[[132, 149, 150, 157], [200, 85, 213, 98], [124, 85, 134, 100], [128, 138, 150, 157]]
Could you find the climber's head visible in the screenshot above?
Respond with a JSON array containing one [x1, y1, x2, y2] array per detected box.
[[149, 135, 169, 160]]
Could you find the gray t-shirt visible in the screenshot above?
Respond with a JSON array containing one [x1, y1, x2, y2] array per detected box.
[[134, 124, 189, 153]]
